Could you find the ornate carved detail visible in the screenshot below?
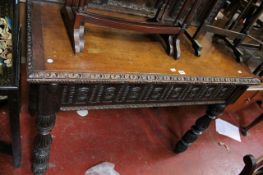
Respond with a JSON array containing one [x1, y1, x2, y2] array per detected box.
[[26, 0, 34, 76], [174, 104, 226, 153], [27, 71, 261, 85], [60, 84, 237, 107], [32, 84, 58, 175], [32, 134, 52, 175], [36, 114, 56, 135], [33, 113, 56, 175], [60, 101, 225, 111]]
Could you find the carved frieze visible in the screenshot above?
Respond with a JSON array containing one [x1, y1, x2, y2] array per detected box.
[[60, 83, 237, 107]]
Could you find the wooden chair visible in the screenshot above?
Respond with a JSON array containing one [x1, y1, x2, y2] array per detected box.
[[253, 62, 263, 76], [239, 154, 263, 175], [0, 0, 21, 167], [203, 0, 263, 62], [61, 0, 207, 59], [240, 100, 263, 136]]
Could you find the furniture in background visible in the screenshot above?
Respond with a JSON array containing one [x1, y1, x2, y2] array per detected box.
[[27, 1, 260, 174], [239, 154, 263, 175], [61, 0, 219, 59], [0, 0, 21, 167], [254, 62, 263, 76], [211, 0, 263, 62], [240, 99, 263, 136], [241, 112, 263, 135]]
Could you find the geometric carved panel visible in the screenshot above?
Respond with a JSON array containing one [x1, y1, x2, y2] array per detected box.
[[61, 83, 236, 107]]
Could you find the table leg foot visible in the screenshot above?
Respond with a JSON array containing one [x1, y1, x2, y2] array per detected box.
[[32, 134, 52, 175], [174, 104, 226, 153], [240, 127, 248, 136], [32, 114, 56, 175]]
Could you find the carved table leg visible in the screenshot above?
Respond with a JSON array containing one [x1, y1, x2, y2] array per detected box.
[[174, 104, 226, 153], [32, 84, 60, 175]]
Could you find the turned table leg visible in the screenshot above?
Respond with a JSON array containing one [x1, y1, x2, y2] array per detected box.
[[32, 84, 60, 175], [174, 104, 226, 153]]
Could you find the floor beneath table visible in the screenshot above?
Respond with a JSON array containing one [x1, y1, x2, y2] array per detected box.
[[0, 66, 262, 175]]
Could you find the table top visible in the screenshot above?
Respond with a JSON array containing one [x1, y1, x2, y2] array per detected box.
[[27, 1, 260, 85]]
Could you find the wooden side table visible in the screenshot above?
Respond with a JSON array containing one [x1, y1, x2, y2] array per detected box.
[[27, 1, 261, 174]]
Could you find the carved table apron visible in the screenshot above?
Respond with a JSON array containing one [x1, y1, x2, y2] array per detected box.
[[27, 1, 260, 175]]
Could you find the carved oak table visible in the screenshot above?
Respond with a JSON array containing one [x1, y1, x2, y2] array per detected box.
[[27, 1, 261, 175]]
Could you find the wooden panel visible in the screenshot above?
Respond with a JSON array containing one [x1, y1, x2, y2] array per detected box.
[[60, 83, 237, 108]]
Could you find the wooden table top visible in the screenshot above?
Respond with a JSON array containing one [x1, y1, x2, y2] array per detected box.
[[27, 1, 260, 85]]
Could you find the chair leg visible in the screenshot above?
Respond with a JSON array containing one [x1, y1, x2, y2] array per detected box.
[[8, 90, 21, 167], [160, 34, 181, 59], [253, 62, 263, 76], [239, 155, 257, 175], [240, 113, 263, 136], [166, 35, 181, 60]]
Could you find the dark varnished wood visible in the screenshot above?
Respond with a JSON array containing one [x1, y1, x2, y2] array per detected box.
[[239, 154, 263, 175], [32, 84, 61, 175], [27, 1, 260, 175], [174, 104, 226, 153]]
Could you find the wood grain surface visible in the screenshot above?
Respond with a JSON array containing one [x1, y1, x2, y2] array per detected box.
[[31, 2, 256, 79]]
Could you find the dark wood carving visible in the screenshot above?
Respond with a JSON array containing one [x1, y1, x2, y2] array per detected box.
[[174, 104, 226, 153], [32, 84, 61, 175], [61, 0, 205, 59], [60, 84, 237, 108]]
